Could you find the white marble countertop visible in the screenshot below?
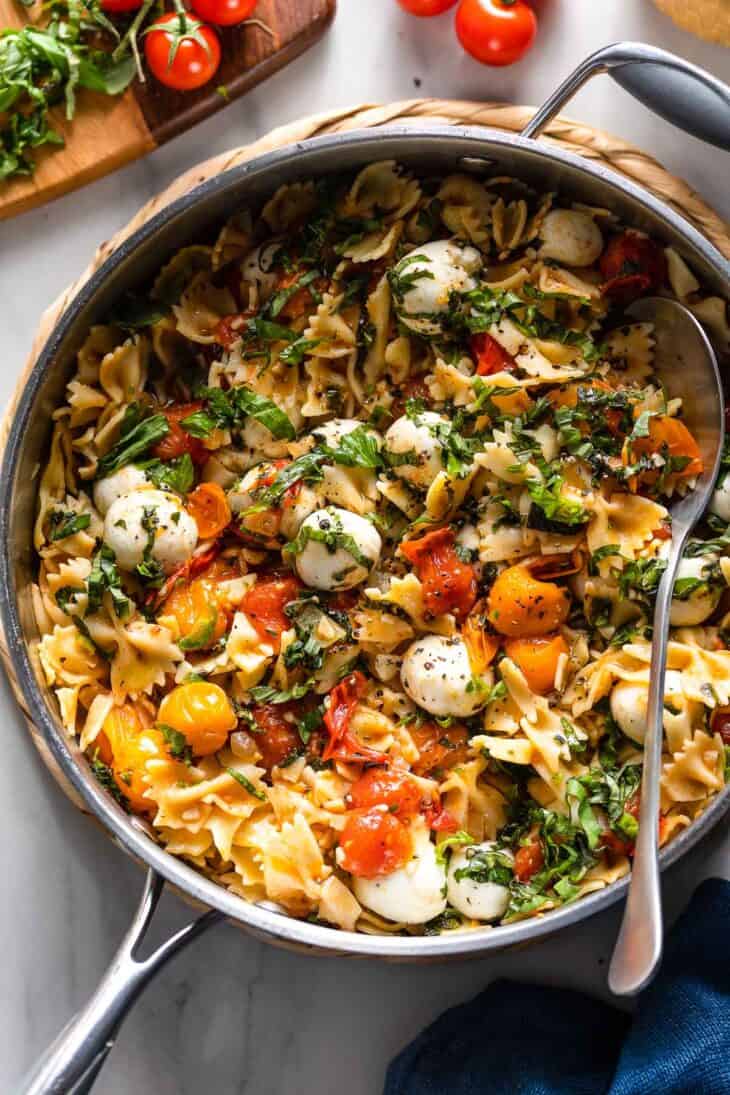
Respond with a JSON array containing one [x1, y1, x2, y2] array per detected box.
[[2, 2, 730, 1092]]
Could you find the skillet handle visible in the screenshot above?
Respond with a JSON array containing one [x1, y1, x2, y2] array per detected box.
[[18, 869, 221, 1095], [522, 42, 730, 152]]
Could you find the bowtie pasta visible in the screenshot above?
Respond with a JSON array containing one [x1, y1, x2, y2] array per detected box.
[[33, 161, 730, 935]]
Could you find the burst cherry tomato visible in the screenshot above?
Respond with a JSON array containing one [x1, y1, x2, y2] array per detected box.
[[191, 0, 255, 25], [470, 332, 515, 375], [599, 231, 667, 302], [712, 708, 730, 744], [339, 807, 413, 878], [145, 13, 221, 92], [513, 838, 544, 881], [455, 0, 537, 67], [409, 722, 471, 778], [396, 0, 457, 14], [153, 402, 209, 465], [400, 526, 477, 620], [186, 482, 231, 540], [251, 704, 302, 770], [348, 768, 423, 819], [101, 704, 166, 814], [241, 574, 302, 652]]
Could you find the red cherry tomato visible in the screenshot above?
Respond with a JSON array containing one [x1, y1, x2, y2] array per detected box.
[[250, 704, 302, 771], [101, 0, 143, 11], [339, 807, 413, 878], [455, 0, 537, 66], [599, 231, 667, 302], [397, 0, 457, 14], [513, 839, 544, 881], [153, 402, 209, 465], [145, 13, 221, 91], [191, 0, 255, 24], [470, 332, 516, 376], [400, 526, 477, 620], [241, 575, 302, 652], [348, 768, 423, 820]]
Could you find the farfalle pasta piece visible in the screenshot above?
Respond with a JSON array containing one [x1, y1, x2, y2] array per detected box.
[[660, 730, 725, 810], [76, 325, 123, 383], [344, 161, 420, 221], [99, 335, 149, 404], [439, 756, 507, 841], [262, 181, 317, 231], [226, 610, 275, 691], [301, 358, 353, 418], [488, 317, 584, 381], [690, 296, 730, 353], [341, 222, 402, 264], [365, 573, 455, 636], [362, 275, 392, 386], [212, 210, 253, 270], [603, 323, 655, 383], [173, 273, 236, 344], [304, 293, 357, 359], [664, 247, 700, 301], [586, 492, 668, 563], [152, 245, 213, 305], [437, 173, 492, 246], [491, 197, 528, 252]]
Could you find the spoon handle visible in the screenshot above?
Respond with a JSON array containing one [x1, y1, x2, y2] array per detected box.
[[608, 533, 690, 996]]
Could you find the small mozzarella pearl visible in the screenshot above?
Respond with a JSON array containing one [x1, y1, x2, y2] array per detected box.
[[93, 465, 152, 516], [392, 240, 482, 335], [384, 412, 447, 489], [710, 476, 730, 523], [353, 822, 447, 925], [670, 555, 721, 626], [446, 842, 513, 921], [401, 634, 490, 718], [539, 209, 604, 267], [293, 507, 382, 591], [104, 489, 197, 574]]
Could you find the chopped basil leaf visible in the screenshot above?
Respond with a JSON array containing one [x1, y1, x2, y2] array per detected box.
[[96, 415, 170, 478], [226, 767, 267, 800], [48, 509, 91, 542]]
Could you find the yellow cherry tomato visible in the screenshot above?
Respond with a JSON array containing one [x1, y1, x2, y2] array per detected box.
[[102, 703, 165, 815], [487, 563, 570, 638], [157, 681, 237, 756]]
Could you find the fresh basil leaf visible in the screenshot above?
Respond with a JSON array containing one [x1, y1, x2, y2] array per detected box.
[[249, 680, 316, 704], [158, 723, 192, 762], [139, 454, 194, 495], [321, 425, 383, 469], [96, 415, 169, 478], [86, 544, 130, 618], [48, 509, 91, 541]]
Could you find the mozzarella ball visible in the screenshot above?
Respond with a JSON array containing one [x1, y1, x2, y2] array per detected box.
[[353, 822, 446, 925], [670, 555, 721, 627], [384, 412, 447, 489], [93, 465, 153, 516], [240, 240, 282, 302], [609, 669, 699, 746], [401, 634, 490, 718], [104, 489, 198, 574], [312, 418, 382, 451], [392, 241, 482, 335], [446, 842, 513, 922], [293, 507, 382, 591], [710, 475, 730, 523], [539, 209, 604, 267]]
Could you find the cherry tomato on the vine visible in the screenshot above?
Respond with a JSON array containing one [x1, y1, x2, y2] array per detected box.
[[191, 0, 256, 26], [396, 0, 457, 14], [455, 0, 537, 67], [145, 13, 221, 91]]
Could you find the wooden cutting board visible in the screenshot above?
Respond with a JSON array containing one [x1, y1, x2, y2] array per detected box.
[[0, 0, 336, 221]]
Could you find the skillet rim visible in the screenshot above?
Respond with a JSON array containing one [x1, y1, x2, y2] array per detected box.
[[3, 124, 729, 959]]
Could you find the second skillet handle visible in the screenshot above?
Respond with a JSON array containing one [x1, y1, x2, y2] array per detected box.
[[522, 42, 730, 152], [18, 870, 221, 1095]]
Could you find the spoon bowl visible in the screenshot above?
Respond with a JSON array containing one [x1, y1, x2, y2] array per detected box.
[[608, 296, 725, 996]]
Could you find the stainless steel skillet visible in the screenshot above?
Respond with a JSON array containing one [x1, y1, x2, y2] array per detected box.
[[2, 42, 729, 1095]]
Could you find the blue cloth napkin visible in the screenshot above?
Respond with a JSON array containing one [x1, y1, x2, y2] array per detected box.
[[385, 878, 730, 1095]]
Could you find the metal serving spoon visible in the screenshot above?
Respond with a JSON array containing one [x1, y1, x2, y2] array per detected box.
[[608, 297, 724, 996]]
